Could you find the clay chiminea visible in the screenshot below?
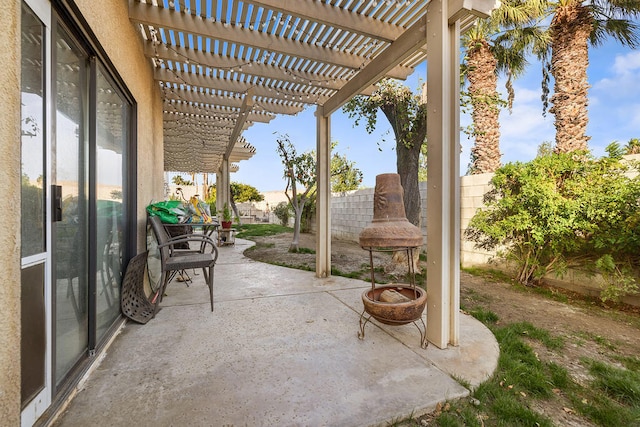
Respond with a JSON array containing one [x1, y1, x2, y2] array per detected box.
[[359, 173, 422, 249], [358, 173, 428, 348]]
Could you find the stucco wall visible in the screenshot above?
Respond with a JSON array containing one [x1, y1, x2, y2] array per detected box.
[[0, 1, 22, 424], [74, 0, 165, 252]]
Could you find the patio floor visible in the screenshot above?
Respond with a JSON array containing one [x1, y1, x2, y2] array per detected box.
[[54, 239, 498, 427]]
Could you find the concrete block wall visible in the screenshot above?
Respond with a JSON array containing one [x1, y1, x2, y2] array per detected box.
[[329, 182, 428, 248], [460, 173, 494, 267], [331, 188, 375, 241]]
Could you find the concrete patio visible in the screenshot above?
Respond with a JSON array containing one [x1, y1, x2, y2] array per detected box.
[[53, 239, 498, 427]]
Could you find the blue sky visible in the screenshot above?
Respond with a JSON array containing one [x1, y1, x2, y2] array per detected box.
[[231, 39, 640, 192]]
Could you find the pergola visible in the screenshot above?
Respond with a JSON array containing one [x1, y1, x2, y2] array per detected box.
[[128, 0, 495, 348]]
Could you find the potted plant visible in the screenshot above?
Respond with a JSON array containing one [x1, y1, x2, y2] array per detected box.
[[221, 203, 233, 229]]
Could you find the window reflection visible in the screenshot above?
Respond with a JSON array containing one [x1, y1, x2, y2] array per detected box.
[[21, 4, 45, 258], [95, 67, 127, 340], [54, 25, 89, 386]]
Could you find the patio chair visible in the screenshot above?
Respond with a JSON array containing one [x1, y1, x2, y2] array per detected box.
[[149, 215, 219, 313]]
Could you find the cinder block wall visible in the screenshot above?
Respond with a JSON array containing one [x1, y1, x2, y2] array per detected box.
[[323, 175, 492, 265], [459, 173, 494, 267], [329, 182, 428, 248], [330, 188, 374, 241]]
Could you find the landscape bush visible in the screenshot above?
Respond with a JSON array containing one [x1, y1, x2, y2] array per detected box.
[[465, 144, 640, 301], [273, 201, 291, 227]]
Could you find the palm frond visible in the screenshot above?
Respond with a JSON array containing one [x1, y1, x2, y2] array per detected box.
[[593, 0, 640, 16], [590, 17, 640, 48]]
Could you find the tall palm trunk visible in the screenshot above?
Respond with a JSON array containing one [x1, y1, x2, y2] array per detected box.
[[468, 40, 502, 173], [550, 0, 592, 153]]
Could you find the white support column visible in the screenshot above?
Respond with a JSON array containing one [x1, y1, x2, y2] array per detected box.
[[216, 171, 223, 214], [218, 159, 230, 212], [448, 20, 462, 346], [426, 0, 461, 349], [315, 107, 332, 278]]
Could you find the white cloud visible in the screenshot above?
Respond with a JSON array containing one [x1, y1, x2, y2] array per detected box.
[[592, 51, 640, 98], [500, 104, 554, 162], [627, 104, 640, 129], [613, 50, 640, 74], [460, 79, 554, 166], [497, 80, 554, 161]]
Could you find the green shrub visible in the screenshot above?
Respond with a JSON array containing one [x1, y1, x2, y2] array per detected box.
[[466, 146, 640, 301], [273, 201, 291, 227]]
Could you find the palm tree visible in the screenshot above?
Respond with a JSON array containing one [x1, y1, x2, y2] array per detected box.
[[463, 0, 549, 174], [547, 0, 640, 153]]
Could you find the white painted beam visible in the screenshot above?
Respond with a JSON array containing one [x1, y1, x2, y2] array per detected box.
[[130, 1, 388, 72], [146, 42, 346, 91], [246, 0, 405, 42], [448, 19, 462, 347], [226, 91, 254, 161], [162, 88, 305, 115], [155, 68, 330, 105], [164, 101, 274, 123], [448, 0, 496, 23], [321, 16, 427, 116], [426, 0, 452, 350]]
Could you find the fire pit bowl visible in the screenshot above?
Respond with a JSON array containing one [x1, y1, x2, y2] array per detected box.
[[361, 285, 427, 325]]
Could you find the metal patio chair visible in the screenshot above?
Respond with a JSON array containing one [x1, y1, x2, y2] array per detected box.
[[148, 215, 219, 313]]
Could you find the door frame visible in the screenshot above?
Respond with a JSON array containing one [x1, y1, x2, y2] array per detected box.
[[21, 1, 53, 425]]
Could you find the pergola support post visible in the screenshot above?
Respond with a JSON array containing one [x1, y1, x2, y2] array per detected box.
[[425, 0, 462, 349], [315, 107, 332, 278], [217, 158, 231, 214]]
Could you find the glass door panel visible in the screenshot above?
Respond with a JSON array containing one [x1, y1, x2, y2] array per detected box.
[[21, 4, 46, 260], [20, 2, 47, 409], [95, 67, 127, 340], [54, 24, 89, 386]]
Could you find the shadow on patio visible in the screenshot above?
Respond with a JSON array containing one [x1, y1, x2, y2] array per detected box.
[[54, 239, 498, 426]]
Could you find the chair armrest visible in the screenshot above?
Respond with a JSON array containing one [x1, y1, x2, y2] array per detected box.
[[162, 233, 216, 246], [159, 235, 218, 257]]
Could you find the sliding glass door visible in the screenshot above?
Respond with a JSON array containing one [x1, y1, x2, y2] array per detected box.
[[21, 3, 135, 421], [51, 11, 133, 389], [94, 66, 128, 342], [53, 21, 89, 387]]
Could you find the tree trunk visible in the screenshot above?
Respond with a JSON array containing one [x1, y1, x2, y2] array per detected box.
[[289, 202, 305, 252], [379, 95, 426, 272], [379, 104, 426, 227], [550, 0, 591, 153], [389, 112, 424, 273], [389, 248, 421, 278], [467, 40, 501, 173], [396, 141, 422, 227], [230, 198, 241, 225]]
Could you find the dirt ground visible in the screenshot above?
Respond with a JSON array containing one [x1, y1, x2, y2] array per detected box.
[[244, 232, 640, 426]]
